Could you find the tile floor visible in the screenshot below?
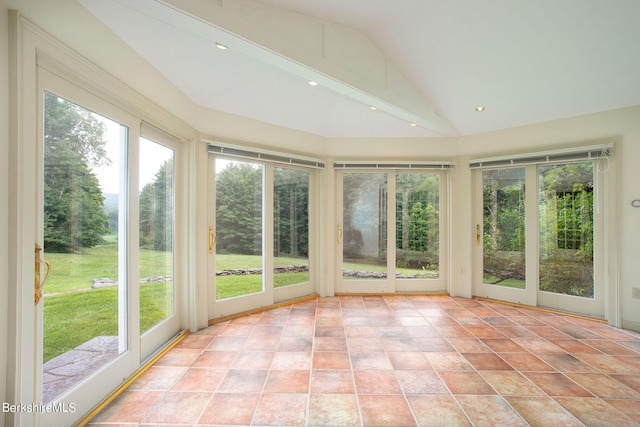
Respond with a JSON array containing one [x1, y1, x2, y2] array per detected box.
[[87, 295, 640, 426]]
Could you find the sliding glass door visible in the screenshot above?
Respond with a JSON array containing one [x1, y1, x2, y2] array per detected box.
[[336, 169, 448, 294], [208, 155, 315, 318], [474, 160, 605, 317]]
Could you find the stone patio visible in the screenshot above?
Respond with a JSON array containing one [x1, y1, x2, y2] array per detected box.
[[42, 336, 119, 403]]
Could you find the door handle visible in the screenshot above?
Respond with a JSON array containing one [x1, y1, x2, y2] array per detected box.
[[209, 226, 216, 254], [337, 224, 342, 244], [34, 243, 51, 305], [476, 224, 481, 246]]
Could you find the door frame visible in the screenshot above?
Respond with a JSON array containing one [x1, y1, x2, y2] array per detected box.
[[335, 168, 449, 294], [472, 146, 618, 321], [8, 14, 196, 425], [207, 153, 318, 319]]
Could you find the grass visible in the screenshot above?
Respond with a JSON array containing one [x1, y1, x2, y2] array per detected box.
[[483, 274, 526, 289]]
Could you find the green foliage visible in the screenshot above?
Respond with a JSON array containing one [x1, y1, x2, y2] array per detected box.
[[44, 93, 110, 252], [139, 159, 174, 251], [274, 168, 309, 257], [215, 162, 264, 255]]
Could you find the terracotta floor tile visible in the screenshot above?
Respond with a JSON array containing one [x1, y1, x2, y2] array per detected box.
[[464, 325, 507, 339], [312, 351, 351, 370], [537, 353, 599, 373], [556, 397, 638, 427], [575, 353, 640, 374], [308, 394, 360, 426], [414, 337, 455, 352], [425, 352, 473, 370], [566, 373, 640, 398], [143, 391, 210, 424], [217, 369, 268, 393], [439, 371, 496, 395], [381, 336, 421, 352], [526, 325, 573, 339], [387, 351, 431, 370], [264, 370, 310, 393], [481, 338, 527, 353], [270, 351, 312, 370], [89, 296, 640, 426], [91, 390, 164, 423], [171, 367, 226, 392], [278, 336, 313, 351], [395, 369, 449, 394], [548, 338, 602, 354], [480, 371, 545, 396], [523, 372, 593, 397], [505, 396, 583, 427], [252, 393, 308, 426], [581, 338, 639, 355], [231, 351, 274, 369], [512, 338, 566, 353], [192, 350, 237, 368], [350, 351, 393, 370], [456, 395, 528, 427], [313, 336, 347, 351], [346, 336, 385, 352], [152, 348, 201, 367], [310, 370, 355, 393], [354, 370, 402, 394], [605, 399, 640, 423], [128, 366, 187, 391], [197, 393, 259, 425], [462, 353, 513, 370], [500, 353, 555, 372], [358, 394, 416, 427], [407, 395, 471, 426], [611, 374, 640, 392]]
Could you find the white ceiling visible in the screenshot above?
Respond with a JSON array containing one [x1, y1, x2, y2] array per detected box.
[[80, 0, 640, 138]]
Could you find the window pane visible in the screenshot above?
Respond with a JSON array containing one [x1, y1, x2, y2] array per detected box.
[[342, 173, 388, 280], [482, 168, 526, 289], [274, 167, 309, 287], [395, 173, 439, 279], [42, 92, 126, 402], [139, 138, 175, 334], [215, 159, 264, 299], [539, 162, 594, 298]]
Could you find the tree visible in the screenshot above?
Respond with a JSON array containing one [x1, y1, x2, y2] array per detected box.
[[215, 162, 263, 255], [44, 92, 110, 252], [139, 159, 174, 251]]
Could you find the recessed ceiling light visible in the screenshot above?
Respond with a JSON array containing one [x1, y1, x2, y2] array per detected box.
[[475, 106, 485, 112], [215, 42, 228, 50], [308, 80, 318, 86], [370, 106, 378, 111], [409, 122, 417, 127]]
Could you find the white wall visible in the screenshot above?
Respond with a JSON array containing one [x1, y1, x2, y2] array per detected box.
[[1, 1, 10, 426]]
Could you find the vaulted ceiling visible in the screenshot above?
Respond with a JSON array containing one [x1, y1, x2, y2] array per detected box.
[[80, 0, 640, 138]]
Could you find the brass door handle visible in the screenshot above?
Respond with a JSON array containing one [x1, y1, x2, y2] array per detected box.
[[209, 226, 215, 254], [35, 243, 51, 305], [476, 224, 481, 246], [337, 224, 342, 244]]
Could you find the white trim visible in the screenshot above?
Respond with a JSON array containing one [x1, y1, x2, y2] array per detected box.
[[334, 160, 454, 170], [470, 139, 616, 169], [205, 139, 325, 169]]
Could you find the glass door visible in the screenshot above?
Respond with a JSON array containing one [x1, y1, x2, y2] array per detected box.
[[33, 79, 140, 426], [208, 155, 315, 318], [474, 161, 604, 317], [336, 170, 447, 294], [537, 161, 604, 315]]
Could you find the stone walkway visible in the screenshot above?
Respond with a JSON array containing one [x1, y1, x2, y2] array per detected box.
[[42, 336, 118, 403]]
